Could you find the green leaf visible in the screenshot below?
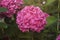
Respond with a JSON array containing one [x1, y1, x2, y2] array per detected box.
[[0, 22, 8, 29], [46, 16, 57, 27], [24, 0, 32, 5], [0, 7, 7, 12], [44, 0, 56, 6]]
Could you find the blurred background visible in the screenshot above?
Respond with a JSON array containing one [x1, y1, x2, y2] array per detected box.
[[0, 0, 59, 40]]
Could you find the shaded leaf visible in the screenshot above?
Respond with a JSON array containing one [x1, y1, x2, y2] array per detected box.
[[0, 7, 7, 12], [0, 22, 7, 29]]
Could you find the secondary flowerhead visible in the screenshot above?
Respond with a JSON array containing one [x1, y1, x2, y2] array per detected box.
[[56, 34, 60, 40], [16, 5, 49, 32], [0, 0, 23, 17]]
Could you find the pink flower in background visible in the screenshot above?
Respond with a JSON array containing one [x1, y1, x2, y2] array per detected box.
[[16, 5, 49, 32], [56, 34, 60, 40], [0, 0, 23, 17]]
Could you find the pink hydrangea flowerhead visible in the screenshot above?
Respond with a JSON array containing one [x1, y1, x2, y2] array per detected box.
[[56, 34, 60, 40], [0, 0, 23, 17], [16, 5, 49, 32]]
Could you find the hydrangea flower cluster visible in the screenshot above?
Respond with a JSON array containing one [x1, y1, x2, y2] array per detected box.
[[0, 0, 23, 17], [56, 34, 60, 40], [16, 5, 49, 32]]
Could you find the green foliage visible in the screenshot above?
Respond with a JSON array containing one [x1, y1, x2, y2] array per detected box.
[[46, 16, 57, 27], [44, 0, 56, 6], [0, 7, 7, 12], [0, 22, 7, 29]]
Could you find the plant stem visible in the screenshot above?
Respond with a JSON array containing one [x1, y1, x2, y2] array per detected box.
[[57, 0, 59, 33]]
